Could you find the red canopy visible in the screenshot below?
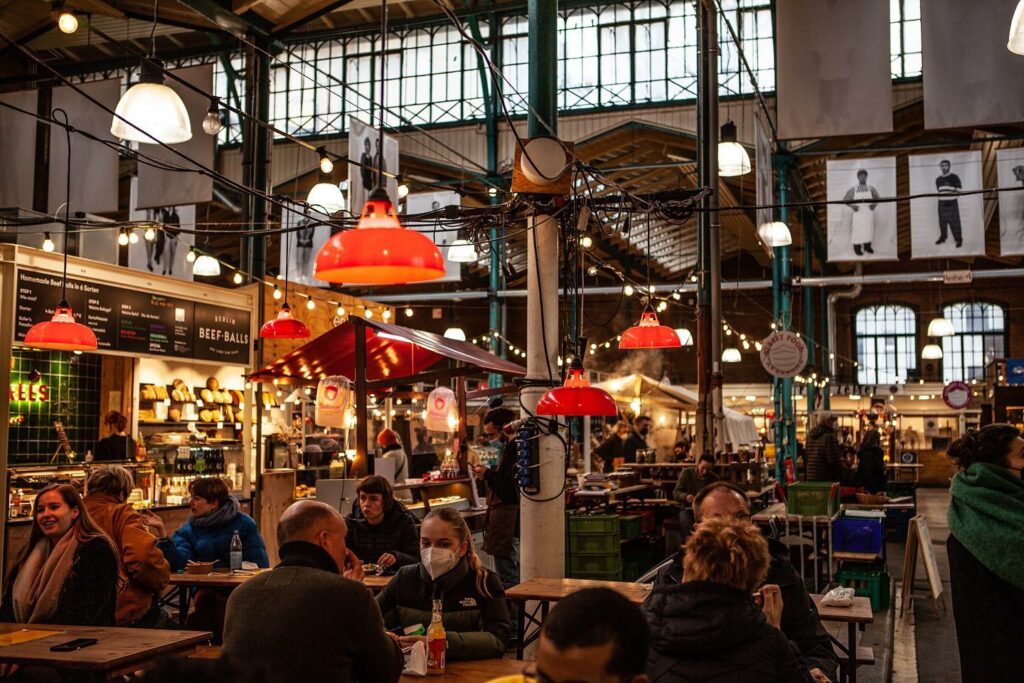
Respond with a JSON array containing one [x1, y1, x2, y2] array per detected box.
[[249, 318, 526, 384]]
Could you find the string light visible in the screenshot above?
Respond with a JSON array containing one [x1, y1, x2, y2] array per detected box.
[[117, 230, 129, 246], [404, 307, 414, 318], [623, 284, 634, 297], [185, 248, 196, 263], [273, 285, 282, 300], [336, 305, 346, 317], [42, 233, 55, 252], [579, 235, 593, 249], [317, 147, 333, 174], [128, 229, 139, 245], [382, 309, 391, 320], [306, 298, 316, 310], [233, 272, 244, 284], [143, 226, 157, 241]]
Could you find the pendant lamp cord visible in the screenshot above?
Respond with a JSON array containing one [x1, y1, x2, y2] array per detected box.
[[284, 228, 290, 306], [646, 211, 652, 302], [149, 0, 157, 58], [52, 108, 71, 305], [375, 0, 387, 191]]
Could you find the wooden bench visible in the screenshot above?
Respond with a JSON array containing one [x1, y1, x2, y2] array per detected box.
[[836, 645, 875, 678]]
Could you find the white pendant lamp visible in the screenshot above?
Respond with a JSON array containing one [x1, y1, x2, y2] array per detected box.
[[718, 121, 751, 177], [443, 327, 467, 342], [447, 239, 478, 263], [757, 221, 793, 248], [1009, 0, 1024, 54], [674, 327, 695, 347], [922, 343, 944, 360], [306, 181, 345, 215], [722, 347, 742, 363], [192, 254, 221, 277], [926, 316, 955, 337], [111, 60, 192, 144]]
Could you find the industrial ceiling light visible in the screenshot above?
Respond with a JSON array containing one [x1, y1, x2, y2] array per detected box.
[[24, 109, 97, 352], [718, 120, 751, 177], [201, 98, 224, 136], [443, 327, 467, 342], [1009, 0, 1024, 54], [537, 360, 617, 417], [674, 327, 695, 347], [619, 306, 681, 349], [306, 179, 345, 215], [447, 238, 478, 263], [757, 221, 793, 248], [111, 60, 191, 144], [722, 347, 742, 363], [926, 316, 955, 337], [922, 343, 944, 360], [260, 224, 309, 339], [192, 253, 221, 277]]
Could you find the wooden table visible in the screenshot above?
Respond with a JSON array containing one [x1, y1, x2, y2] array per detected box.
[[886, 462, 923, 483], [753, 503, 837, 593], [812, 595, 874, 683], [400, 657, 524, 681], [0, 623, 211, 681], [505, 578, 652, 658], [573, 484, 651, 509]]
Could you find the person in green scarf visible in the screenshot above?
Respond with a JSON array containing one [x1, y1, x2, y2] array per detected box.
[[946, 423, 1024, 683]]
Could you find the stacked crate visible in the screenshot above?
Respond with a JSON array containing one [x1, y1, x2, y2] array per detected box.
[[566, 514, 622, 580]]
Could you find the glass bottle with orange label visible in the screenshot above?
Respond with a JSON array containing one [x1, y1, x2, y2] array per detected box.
[[426, 598, 446, 675]]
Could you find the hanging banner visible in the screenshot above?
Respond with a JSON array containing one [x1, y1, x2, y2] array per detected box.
[[405, 191, 462, 283], [776, 0, 892, 139], [826, 157, 898, 262], [280, 206, 331, 288], [996, 147, 1024, 256], [49, 79, 120, 215], [315, 376, 352, 428], [909, 151, 986, 259], [425, 386, 457, 432], [754, 112, 773, 250], [759, 331, 808, 378], [136, 65, 215, 209], [127, 178, 195, 281], [348, 117, 399, 212], [0, 89, 37, 210]]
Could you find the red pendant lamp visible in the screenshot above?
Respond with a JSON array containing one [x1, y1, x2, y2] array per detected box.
[[260, 225, 310, 340], [537, 360, 617, 417], [314, 188, 445, 285], [24, 108, 97, 352], [619, 305, 682, 349]]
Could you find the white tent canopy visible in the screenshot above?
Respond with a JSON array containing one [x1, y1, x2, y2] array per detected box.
[[593, 373, 760, 448]]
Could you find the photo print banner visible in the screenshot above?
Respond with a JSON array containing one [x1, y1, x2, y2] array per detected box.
[[279, 206, 331, 288], [909, 151, 985, 259], [405, 191, 461, 283], [754, 112, 773, 245], [348, 117, 399, 211], [49, 79, 120, 215], [996, 147, 1024, 256], [826, 157, 898, 262], [127, 178, 195, 281], [0, 89, 37, 210]]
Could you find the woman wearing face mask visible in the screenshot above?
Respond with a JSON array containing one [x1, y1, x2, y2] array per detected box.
[[945, 424, 1024, 683], [0, 484, 120, 626], [345, 475, 419, 571], [375, 507, 511, 660]]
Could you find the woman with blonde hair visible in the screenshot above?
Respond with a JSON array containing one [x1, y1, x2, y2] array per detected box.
[[376, 507, 511, 660], [643, 517, 811, 682]]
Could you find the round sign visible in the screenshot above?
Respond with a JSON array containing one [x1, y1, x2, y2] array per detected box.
[[759, 331, 808, 378], [943, 381, 972, 410]]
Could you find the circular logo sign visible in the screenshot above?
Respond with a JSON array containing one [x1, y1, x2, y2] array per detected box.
[[759, 331, 808, 378], [943, 381, 972, 410]]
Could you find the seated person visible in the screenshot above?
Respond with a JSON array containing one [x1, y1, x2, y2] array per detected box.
[[84, 465, 170, 627], [376, 507, 511, 660], [223, 500, 403, 683], [644, 517, 812, 682], [0, 484, 119, 626], [672, 454, 720, 540], [345, 475, 419, 571], [533, 587, 650, 683]]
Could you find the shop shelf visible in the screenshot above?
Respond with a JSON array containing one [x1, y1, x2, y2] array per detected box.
[[567, 514, 620, 536], [837, 566, 891, 612], [567, 553, 622, 576], [568, 533, 621, 555], [619, 514, 643, 540], [833, 517, 885, 555], [785, 482, 839, 517]]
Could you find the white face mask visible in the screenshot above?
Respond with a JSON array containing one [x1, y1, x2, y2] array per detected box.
[[420, 547, 459, 580]]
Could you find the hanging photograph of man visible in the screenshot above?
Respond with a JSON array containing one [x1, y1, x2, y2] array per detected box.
[[826, 157, 897, 262], [909, 150, 985, 259], [348, 116, 399, 211]]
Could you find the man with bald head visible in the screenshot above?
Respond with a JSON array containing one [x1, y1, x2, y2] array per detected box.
[[223, 500, 403, 682]]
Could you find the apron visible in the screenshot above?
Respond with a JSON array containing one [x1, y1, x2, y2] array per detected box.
[[850, 186, 875, 245]]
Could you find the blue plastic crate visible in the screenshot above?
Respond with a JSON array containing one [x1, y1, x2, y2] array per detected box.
[[833, 516, 884, 555]]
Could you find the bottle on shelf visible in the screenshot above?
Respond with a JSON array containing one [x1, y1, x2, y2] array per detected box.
[[230, 530, 243, 571], [426, 598, 446, 675]]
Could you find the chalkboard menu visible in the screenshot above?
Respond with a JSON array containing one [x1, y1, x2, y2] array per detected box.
[[15, 269, 251, 365]]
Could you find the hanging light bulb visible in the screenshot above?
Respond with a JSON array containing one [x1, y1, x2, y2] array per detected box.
[[447, 239, 478, 263], [579, 235, 593, 249], [272, 285, 282, 301], [117, 230, 129, 246], [364, 308, 374, 319], [128, 229, 139, 245], [587, 265, 599, 276], [1010, 0, 1024, 54], [538, 359, 617, 417], [404, 307, 414, 318], [620, 306, 681, 349], [42, 232, 55, 252], [143, 226, 157, 241], [444, 327, 467, 342], [722, 347, 742, 363], [185, 248, 197, 263], [674, 327, 695, 347], [259, 303, 310, 339], [398, 181, 409, 199], [202, 98, 224, 136], [317, 147, 333, 174], [315, 188, 445, 284], [757, 221, 793, 248], [382, 309, 391, 321], [336, 305, 346, 317], [233, 271, 244, 285], [306, 181, 345, 215], [623, 284, 635, 297], [488, 187, 498, 197], [192, 254, 221, 277], [718, 120, 751, 177], [55, 7, 78, 34], [111, 60, 191, 144], [656, 300, 668, 313], [922, 343, 944, 360], [306, 298, 316, 310], [927, 316, 955, 337]]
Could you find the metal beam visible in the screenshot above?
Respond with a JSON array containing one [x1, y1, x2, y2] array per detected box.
[[174, 0, 275, 37], [273, 0, 357, 36]]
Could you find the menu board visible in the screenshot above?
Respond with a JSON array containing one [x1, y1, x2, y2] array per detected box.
[[15, 269, 251, 365]]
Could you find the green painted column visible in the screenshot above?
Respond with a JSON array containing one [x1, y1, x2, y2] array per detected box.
[[528, 0, 557, 137], [774, 153, 795, 482]]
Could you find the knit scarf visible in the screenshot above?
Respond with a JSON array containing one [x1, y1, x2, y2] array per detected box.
[[190, 496, 240, 529], [948, 462, 1024, 590], [11, 530, 80, 623]]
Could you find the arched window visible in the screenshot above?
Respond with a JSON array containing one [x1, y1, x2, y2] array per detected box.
[[855, 305, 917, 385], [941, 302, 1006, 382]]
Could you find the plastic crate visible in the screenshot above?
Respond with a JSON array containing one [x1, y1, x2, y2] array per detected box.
[[837, 566, 891, 612], [569, 533, 620, 555], [833, 517, 885, 555], [786, 482, 839, 516], [619, 515, 643, 540], [568, 514, 620, 536], [886, 508, 916, 542], [567, 553, 622, 576]]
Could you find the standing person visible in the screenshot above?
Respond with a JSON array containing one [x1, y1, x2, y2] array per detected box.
[[376, 428, 409, 484], [805, 412, 843, 482], [623, 416, 652, 465], [376, 507, 512, 660], [672, 454, 720, 538], [94, 410, 137, 461], [842, 169, 880, 256], [0, 484, 119, 626], [410, 427, 437, 478], [945, 425, 1024, 683], [344, 475, 419, 571], [85, 466, 170, 627], [935, 159, 963, 248], [471, 408, 519, 589], [856, 430, 886, 494], [594, 421, 629, 473], [223, 500, 403, 683]]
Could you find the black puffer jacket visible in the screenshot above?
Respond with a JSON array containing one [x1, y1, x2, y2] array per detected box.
[[805, 424, 842, 482], [345, 502, 419, 568], [644, 580, 812, 683]]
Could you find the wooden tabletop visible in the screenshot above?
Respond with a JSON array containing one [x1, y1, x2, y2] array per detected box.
[[506, 577, 652, 605], [886, 463, 923, 468], [0, 623, 211, 672], [170, 569, 394, 591], [574, 484, 651, 499], [620, 462, 692, 469], [752, 502, 836, 523], [811, 595, 874, 624], [400, 657, 524, 681]]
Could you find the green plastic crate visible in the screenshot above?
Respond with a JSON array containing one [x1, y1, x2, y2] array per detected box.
[[837, 566, 891, 612], [619, 515, 643, 540], [569, 533, 620, 555], [568, 553, 622, 576], [568, 514, 620, 535], [786, 482, 839, 517]]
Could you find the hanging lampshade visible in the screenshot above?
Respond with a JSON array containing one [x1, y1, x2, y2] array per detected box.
[[447, 239, 478, 263], [259, 303, 310, 339], [192, 254, 221, 277], [718, 120, 751, 177], [537, 363, 617, 417], [619, 306, 681, 349], [315, 188, 445, 285], [926, 316, 955, 337], [25, 302, 98, 351], [922, 343, 944, 360], [443, 327, 467, 342], [111, 60, 191, 145], [722, 346, 742, 363], [306, 181, 345, 215], [757, 221, 793, 248], [1010, 0, 1024, 54], [674, 327, 695, 347]]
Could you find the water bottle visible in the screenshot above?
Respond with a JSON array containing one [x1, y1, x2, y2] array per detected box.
[[229, 530, 243, 571]]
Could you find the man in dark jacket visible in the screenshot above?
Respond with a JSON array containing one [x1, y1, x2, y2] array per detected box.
[[805, 412, 843, 482], [223, 500, 403, 683], [676, 482, 838, 683], [623, 416, 652, 464], [345, 475, 419, 571], [472, 408, 520, 588]]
